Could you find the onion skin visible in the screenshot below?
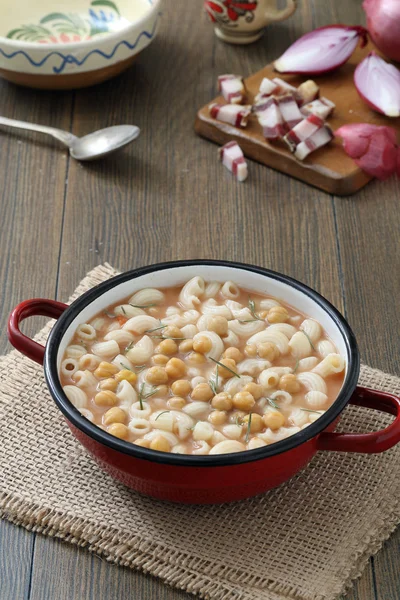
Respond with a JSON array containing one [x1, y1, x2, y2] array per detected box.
[[336, 123, 399, 180], [363, 0, 400, 63]]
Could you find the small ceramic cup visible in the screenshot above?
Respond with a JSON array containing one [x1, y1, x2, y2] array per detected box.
[[205, 0, 297, 44]]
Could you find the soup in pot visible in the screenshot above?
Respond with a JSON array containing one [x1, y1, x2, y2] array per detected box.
[[60, 277, 346, 455]]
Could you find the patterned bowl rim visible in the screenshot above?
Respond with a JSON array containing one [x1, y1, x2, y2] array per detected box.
[[0, 0, 161, 50]]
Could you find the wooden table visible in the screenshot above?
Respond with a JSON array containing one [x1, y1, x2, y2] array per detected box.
[[0, 0, 399, 598]]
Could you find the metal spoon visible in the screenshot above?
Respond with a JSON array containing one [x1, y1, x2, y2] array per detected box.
[[0, 116, 140, 161]]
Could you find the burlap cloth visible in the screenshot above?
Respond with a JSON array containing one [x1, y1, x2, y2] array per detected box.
[[1, 264, 399, 600]]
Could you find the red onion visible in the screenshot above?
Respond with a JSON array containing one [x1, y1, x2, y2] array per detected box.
[[363, 0, 400, 63], [273, 25, 368, 75], [354, 52, 400, 117], [336, 123, 398, 180]]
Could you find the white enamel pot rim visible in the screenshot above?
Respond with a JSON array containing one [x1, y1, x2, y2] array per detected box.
[[43, 259, 360, 467]]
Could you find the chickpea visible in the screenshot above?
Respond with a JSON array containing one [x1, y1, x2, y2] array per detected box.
[[152, 354, 169, 366], [242, 382, 263, 400], [115, 369, 137, 384], [217, 358, 238, 379], [179, 339, 193, 353], [263, 410, 285, 430], [107, 423, 129, 440], [171, 379, 191, 397], [163, 325, 183, 339], [267, 306, 289, 323], [94, 361, 119, 379], [167, 396, 186, 410], [165, 357, 186, 379], [223, 347, 243, 362], [258, 310, 268, 319], [257, 342, 280, 361], [191, 383, 214, 402], [233, 391, 255, 411], [244, 344, 257, 357], [207, 316, 228, 336], [242, 413, 264, 433], [103, 407, 127, 426], [192, 335, 212, 354], [279, 374, 301, 394], [146, 366, 169, 385], [208, 410, 227, 426], [187, 351, 206, 365], [134, 438, 151, 448], [156, 384, 169, 397], [150, 435, 170, 452], [98, 378, 118, 392], [211, 392, 233, 411], [156, 339, 178, 355], [94, 390, 118, 407]]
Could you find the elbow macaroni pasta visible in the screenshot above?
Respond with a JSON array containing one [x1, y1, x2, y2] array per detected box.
[[60, 278, 345, 455]]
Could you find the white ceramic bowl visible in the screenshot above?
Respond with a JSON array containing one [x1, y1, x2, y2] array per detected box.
[[0, 0, 162, 88]]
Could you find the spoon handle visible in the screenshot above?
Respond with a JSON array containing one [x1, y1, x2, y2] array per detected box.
[[0, 116, 78, 148]]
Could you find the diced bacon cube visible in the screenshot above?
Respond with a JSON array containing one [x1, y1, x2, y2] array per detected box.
[[259, 77, 279, 95], [301, 97, 335, 119], [209, 103, 251, 128], [218, 141, 248, 182], [277, 94, 303, 129], [297, 80, 319, 105], [255, 97, 286, 140], [284, 114, 325, 152], [218, 74, 246, 104], [254, 77, 282, 103], [272, 78, 302, 103], [294, 125, 334, 160]]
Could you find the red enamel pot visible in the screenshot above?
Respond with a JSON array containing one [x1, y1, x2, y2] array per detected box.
[[7, 260, 400, 504]]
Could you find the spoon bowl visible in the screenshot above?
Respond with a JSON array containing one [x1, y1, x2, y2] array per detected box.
[[70, 125, 141, 160]]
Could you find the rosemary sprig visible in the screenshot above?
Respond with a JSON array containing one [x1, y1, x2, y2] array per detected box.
[[129, 303, 157, 309], [300, 408, 322, 414], [293, 359, 299, 373], [301, 330, 316, 351], [150, 335, 186, 341], [209, 357, 241, 378], [134, 365, 147, 373], [121, 306, 126, 315], [245, 413, 252, 443], [155, 410, 170, 421], [145, 323, 167, 334], [119, 362, 134, 372], [248, 297, 263, 321], [125, 341, 134, 352], [209, 365, 219, 396], [267, 396, 280, 410], [138, 383, 158, 410], [238, 318, 259, 324]]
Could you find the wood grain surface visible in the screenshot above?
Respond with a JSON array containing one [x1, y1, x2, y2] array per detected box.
[[0, 0, 399, 599]]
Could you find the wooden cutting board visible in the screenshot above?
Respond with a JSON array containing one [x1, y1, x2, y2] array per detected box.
[[195, 44, 399, 195]]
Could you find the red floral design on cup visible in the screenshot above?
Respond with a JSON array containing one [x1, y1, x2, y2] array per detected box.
[[204, 0, 297, 45]]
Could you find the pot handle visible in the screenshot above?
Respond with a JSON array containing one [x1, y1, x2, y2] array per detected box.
[[317, 386, 400, 454], [7, 299, 68, 365]]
